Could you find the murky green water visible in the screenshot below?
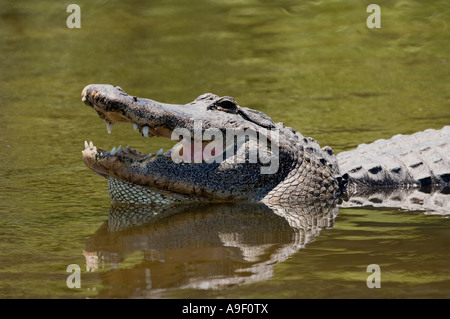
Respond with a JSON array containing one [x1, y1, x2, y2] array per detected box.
[[0, 0, 449, 298]]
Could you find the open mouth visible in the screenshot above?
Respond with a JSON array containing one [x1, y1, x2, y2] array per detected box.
[[80, 84, 225, 167], [82, 122, 178, 161], [81, 119, 222, 172]]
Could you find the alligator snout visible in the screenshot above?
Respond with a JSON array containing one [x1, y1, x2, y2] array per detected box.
[[81, 84, 107, 107], [81, 84, 130, 113]]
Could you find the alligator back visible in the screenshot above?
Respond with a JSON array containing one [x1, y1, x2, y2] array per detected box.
[[336, 126, 450, 194]]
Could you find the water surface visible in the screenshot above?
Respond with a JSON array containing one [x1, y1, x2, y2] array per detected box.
[[0, 0, 449, 298]]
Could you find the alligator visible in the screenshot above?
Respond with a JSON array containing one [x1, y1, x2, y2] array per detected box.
[[81, 84, 450, 211]]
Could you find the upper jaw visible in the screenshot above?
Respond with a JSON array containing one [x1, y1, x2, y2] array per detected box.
[[81, 84, 265, 136], [81, 84, 178, 139]]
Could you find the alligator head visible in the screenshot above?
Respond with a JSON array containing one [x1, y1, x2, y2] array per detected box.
[[81, 84, 341, 203]]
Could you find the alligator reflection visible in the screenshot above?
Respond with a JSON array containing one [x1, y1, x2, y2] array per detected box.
[[84, 200, 338, 297]]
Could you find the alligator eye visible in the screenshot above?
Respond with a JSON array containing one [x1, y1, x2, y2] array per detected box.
[[211, 96, 238, 113], [217, 97, 236, 107]]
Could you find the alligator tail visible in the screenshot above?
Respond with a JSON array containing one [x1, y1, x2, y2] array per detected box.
[[336, 126, 450, 195]]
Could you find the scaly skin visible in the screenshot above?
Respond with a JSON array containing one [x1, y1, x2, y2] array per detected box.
[[81, 84, 449, 206], [337, 126, 450, 193]]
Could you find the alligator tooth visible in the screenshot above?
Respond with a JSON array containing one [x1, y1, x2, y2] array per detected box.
[[157, 148, 163, 156], [147, 153, 152, 158], [124, 145, 130, 152], [117, 145, 123, 153], [110, 147, 117, 155], [89, 141, 94, 148], [133, 123, 138, 131], [107, 122, 113, 134], [142, 126, 149, 138], [154, 126, 158, 131], [84, 141, 89, 149]]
